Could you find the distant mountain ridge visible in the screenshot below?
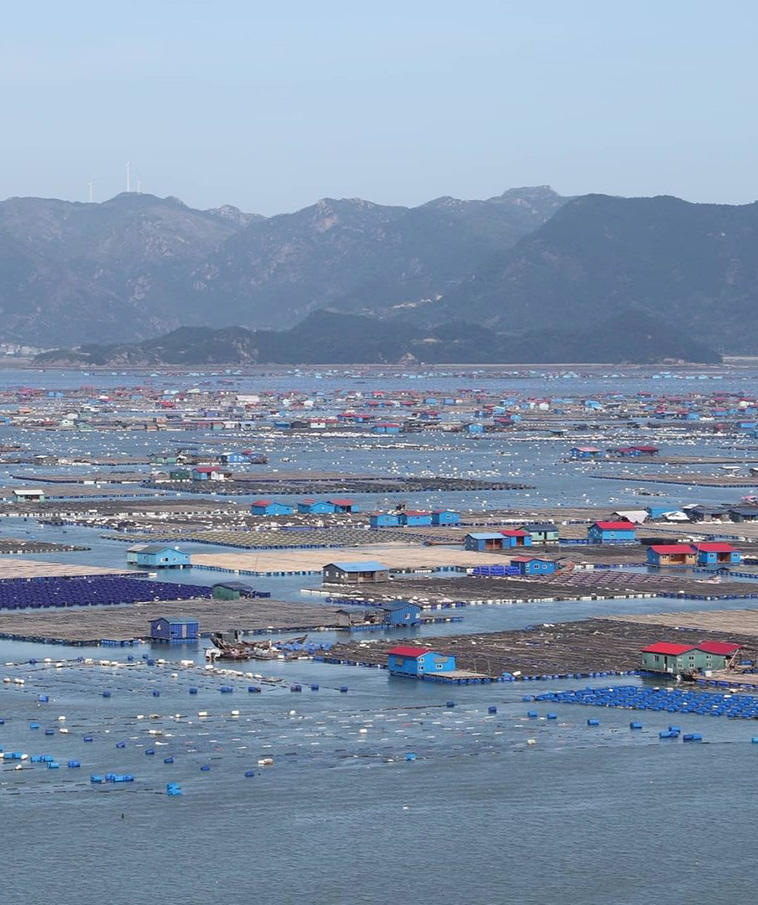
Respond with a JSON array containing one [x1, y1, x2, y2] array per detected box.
[[35, 308, 721, 367], [4, 186, 758, 358], [0, 186, 566, 345], [434, 193, 758, 353]]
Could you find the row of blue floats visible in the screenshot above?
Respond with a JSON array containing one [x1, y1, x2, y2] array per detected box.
[[528, 684, 758, 722]]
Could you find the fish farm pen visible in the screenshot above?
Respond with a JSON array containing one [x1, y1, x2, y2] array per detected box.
[[0, 597, 345, 644], [0, 538, 90, 555], [143, 474, 535, 495], [325, 617, 758, 680], [333, 570, 758, 607]]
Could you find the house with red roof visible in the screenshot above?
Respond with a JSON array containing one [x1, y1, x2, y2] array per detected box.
[[646, 544, 697, 566], [691, 542, 742, 566], [641, 640, 742, 674], [587, 521, 637, 544], [387, 646, 456, 677]]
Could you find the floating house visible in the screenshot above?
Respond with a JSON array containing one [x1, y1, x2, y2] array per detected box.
[[465, 532, 508, 552], [570, 446, 601, 459], [372, 422, 401, 434], [511, 556, 557, 576], [379, 601, 422, 627], [647, 544, 697, 566], [727, 506, 758, 523], [250, 499, 294, 516], [641, 641, 741, 674], [297, 499, 336, 514], [127, 545, 191, 569], [327, 498, 359, 513], [519, 523, 559, 544], [191, 466, 230, 482], [369, 512, 401, 528], [149, 616, 199, 643], [212, 581, 255, 600], [586, 521, 637, 544], [499, 529, 532, 548], [399, 510, 433, 527], [387, 646, 456, 677], [691, 542, 742, 566], [12, 488, 45, 502], [168, 467, 192, 482], [322, 561, 391, 584], [432, 510, 460, 526]]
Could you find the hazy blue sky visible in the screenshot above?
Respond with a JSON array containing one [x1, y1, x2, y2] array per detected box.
[[3, 0, 757, 214]]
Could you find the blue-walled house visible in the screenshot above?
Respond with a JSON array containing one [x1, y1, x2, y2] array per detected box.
[[250, 499, 294, 516], [149, 617, 199, 642], [571, 446, 601, 459], [511, 556, 557, 576], [297, 499, 337, 514], [432, 510, 460, 526], [379, 601, 422, 626], [499, 529, 532, 548], [692, 543, 742, 566], [369, 512, 401, 528], [399, 510, 433, 527], [465, 532, 507, 552], [587, 521, 637, 544], [387, 646, 456, 677], [127, 545, 191, 568]]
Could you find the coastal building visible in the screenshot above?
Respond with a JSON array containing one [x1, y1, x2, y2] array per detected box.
[[586, 521, 637, 544], [369, 512, 401, 528], [465, 532, 508, 552], [519, 523, 559, 544], [322, 561, 391, 584], [691, 542, 742, 566], [641, 641, 741, 674], [149, 616, 199, 643], [326, 498, 359, 513], [191, 466, 230, 482], [511, 556, 557, 576], [432, 510, 460, 526], [646, 544, 698, 566], [570, 446, 601, 459], [387, 646, 456, 677], [168, 467, 192, 482], [126, 544, 191, 569], [211, 581, 255, 600], [499, 529, 532, 548], [727, 506, 758, 522], [399, 510, 433, 527], [297, 499, 336, 514], [379, 601, 422, 627], [12, 488, 46, 503], [250, 500, 294, 516]]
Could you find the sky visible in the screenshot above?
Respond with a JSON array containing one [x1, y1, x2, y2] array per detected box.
[[2, 0, 757, 215]]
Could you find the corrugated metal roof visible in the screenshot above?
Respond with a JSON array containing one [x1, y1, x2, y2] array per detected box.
[[325, 561, 389, 573], [592, 521, 637, 531], [387, 646, 433, 657], [696, 641, 741, 655], [642, 642, 696, 655]]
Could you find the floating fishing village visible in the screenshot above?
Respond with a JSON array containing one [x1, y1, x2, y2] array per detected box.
[[1, 364, 758, 807]]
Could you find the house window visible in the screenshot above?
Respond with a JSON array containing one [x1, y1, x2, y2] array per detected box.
[[654, 655, 659, 662], [436, 663, 444, 669]]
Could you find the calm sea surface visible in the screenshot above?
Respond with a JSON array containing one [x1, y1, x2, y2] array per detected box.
[[1, 368, 757, 904]]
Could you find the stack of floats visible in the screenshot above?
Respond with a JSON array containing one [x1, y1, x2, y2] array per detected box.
[[0, 576, 211, 611], [531, 684, 758, 720]]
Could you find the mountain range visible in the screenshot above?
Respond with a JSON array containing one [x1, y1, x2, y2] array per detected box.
[[4, 185, 758, 363], [0, 186, 564, 345]]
